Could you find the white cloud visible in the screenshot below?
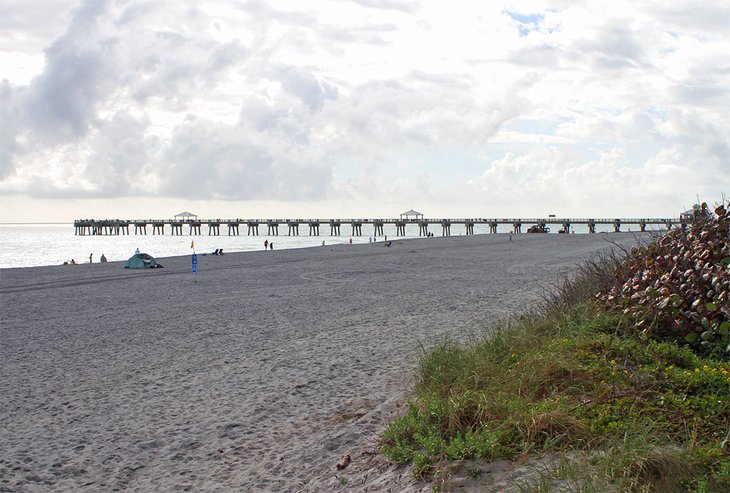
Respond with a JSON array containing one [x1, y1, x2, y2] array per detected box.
[[0, 0, 728, 221]]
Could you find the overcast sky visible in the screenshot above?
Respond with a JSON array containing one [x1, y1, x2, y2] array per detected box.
[[1, 0, 728, 222]]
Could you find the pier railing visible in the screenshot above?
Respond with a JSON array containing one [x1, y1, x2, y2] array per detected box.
[[73, 216, 684, 237]]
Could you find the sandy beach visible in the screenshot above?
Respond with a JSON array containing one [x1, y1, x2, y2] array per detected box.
[[0, 233, 647, 492]]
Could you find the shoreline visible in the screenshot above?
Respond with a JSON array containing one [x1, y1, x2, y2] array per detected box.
[[1, 233, 650, 491], [1, 230, 643, 271]]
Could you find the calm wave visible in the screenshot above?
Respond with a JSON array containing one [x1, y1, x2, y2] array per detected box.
[[0, 222, 626, 269]]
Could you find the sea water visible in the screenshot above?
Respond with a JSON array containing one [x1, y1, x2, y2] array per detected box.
[[0, 222, 631, 269]]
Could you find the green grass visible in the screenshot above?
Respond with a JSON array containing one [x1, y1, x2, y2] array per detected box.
[[381, 302, 730, 491]]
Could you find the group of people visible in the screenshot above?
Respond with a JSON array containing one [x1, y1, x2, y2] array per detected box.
[[65, 253, 107, 265], [263, 240, 274, 250], [89, 253, 108, 263]]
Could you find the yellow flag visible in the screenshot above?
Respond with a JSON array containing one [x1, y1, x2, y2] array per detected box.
[[191, 240, 195, 249]]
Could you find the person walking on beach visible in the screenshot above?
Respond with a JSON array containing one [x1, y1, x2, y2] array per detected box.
[[89, 253, 93, 263], [264, 239, 269, 249]]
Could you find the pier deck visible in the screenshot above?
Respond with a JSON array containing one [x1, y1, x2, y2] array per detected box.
[[73, 217, 683, 236]]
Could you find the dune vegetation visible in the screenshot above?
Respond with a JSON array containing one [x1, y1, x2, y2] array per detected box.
[[381, 202, 729, 492]]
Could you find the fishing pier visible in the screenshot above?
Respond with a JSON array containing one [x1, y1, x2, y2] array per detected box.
[[73, 216, 682, 237]]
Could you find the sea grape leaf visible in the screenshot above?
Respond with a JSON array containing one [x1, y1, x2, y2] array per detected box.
[[719, 321, 730, 337]]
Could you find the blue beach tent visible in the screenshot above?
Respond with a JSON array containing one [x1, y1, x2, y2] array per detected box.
[[124, 253, 163, 269]]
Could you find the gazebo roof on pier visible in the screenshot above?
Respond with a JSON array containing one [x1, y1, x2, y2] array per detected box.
[[400, 209, 423, 219], [174, 211, 198, 219]]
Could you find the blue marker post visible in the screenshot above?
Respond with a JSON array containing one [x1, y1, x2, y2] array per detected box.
[[192, 252, 198, 274]]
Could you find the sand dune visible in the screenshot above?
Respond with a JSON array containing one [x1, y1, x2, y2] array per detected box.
[[0, 233, 646, 492]]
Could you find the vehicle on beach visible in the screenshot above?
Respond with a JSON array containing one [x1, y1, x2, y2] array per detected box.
[[527, 224, 550, 233]]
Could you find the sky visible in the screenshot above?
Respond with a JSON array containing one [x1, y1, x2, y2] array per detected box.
[[1, 0, 728, 222]]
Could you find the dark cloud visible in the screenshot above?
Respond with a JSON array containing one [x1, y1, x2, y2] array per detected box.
[[0, 0, 76, 51], [274, 65, 338, 112], [238, 1, 318, 26], [507, 44, 560, 67], [576, 25, 648, 71], [84, 111, 157, 194], [24, 0, 115, 143], [0, 81, 19, 179], [157, 119, 332, 200], [646, 1, 730, 32], [673, 80, 728, 106], [321, 23, 397, 46], [345, 0, 419, 13]]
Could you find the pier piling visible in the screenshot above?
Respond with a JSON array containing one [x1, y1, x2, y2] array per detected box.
[[329, 220, 341, 236], [287, 221, 299, 236], [351, 221, 362, 236], [373, 220, 384, 236], [441, 219, 451, 236], [227, 221, 240, 236]]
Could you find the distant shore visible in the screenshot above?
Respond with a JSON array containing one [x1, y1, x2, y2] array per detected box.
[[0, 233, 650, 492]]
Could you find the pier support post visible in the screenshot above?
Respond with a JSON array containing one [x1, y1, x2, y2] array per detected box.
[[465, 221, 474, 235], [588, 220, 596, 233], [395, 221, 406, 236], [329, 220, 341, 236], [373, 220, 384, 236], [208, 222, 220, 236], [419, 220, 429, 236], [247, 222, 259, 235], [227, 222, 240, 235], [351, 221, 362, 236], [613, 219, 621, 232], [513, 221, 522, 234], [640, 220, 646, 232], [152, 223, 164, 235], [490, 221, 498, 233], [267, 221, 279, 236], [189, 222, 201, 235], [308, 221, 320, 236], [441, 220, 451, 236], [287, 221, 299, 236], [171, 222, 183, 235]]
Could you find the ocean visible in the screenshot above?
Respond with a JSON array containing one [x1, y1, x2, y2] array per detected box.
[[0, 222, 635, 269]]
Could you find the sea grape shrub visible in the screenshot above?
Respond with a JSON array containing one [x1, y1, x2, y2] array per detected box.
[[599, 202, 730, 357]]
